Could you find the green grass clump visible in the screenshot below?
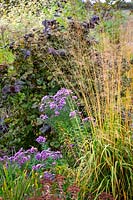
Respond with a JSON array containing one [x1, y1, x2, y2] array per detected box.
[[53, 12, 133, 199], [0, 164, 40, 200]]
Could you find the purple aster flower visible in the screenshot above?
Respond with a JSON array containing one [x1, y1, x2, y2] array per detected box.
[[35, 152, 42, 160], [53, 88, 73, 100], [0, 157, 4, 162], [14, 85, 21, 93], [8, 156, 14, 162], [15, 152, 24, 158], [69, 110, 77, 118], [36, 136, 46, 144], [55, 111, 60, 116], [69, 143, 74, 147], [49, 102, 56, 109], [41, 150, 50, 160], [41, 95, 49, 102], [26, 147, 38, 154], [32, 165, 37, 171], [39, 104, 45, 112], [72, 96, 78, 100], [3, 155, 9, 160], [14, 148, 23, 156], [13, 149, 24, 161], [91, 15, 100, 24], [32, 164, 44, 171], [58, 98, 66, 108], [44, 171, 55, 181], [2, 85, 10, 95], [23, 49, 31, 59], [82, 117, 89, 122], [18, 156, 30, 165], [51, 151, 62, 159], [40, 114, 48, 120]]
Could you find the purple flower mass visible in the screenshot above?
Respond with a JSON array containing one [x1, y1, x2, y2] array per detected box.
[[72, 95, 78, 100], [2, 85, 10, 94], [53, 88, 73, 100], [55, 110, 60, 116], [50, 151, 62, 159], [18, 156, 30, 165], [49, 102, 57, 109], [2, 84, 22, 95], [69, 110, 77, 118], [44, 171, 55, 181], [39, 88, 76, 120], [40, 114, 48, 120], [82, 117, 89, 122], [32, 164, 44, 171], [35, 152, 42, 160], [0, 137, 63, 171], [26, 147, 37, 154], [36, 136, 46, 144]]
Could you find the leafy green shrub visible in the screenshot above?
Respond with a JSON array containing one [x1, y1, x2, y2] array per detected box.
[[0, 49, 14, 64], [101, 11, 126, 44], [0, 3, 99, 152], [0, 11, 130, 154]]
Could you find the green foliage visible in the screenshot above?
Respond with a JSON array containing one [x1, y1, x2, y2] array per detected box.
[[102, 11, 126, 43], [0, 164, 40, 200], [0, 49, 15, 64], [0, 2, 93, 152], [76, 132, 133, 199], [43, 0, 87, 21], [0, 138, 77, 200]]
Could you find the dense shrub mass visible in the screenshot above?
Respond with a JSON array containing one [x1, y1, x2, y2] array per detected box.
[[0, 3, 100, 152], [1, 12, 130, 152]]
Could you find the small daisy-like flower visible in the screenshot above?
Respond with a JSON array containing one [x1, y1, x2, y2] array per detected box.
[[36, 136, 46, 144], [69, 110, 77, 118]]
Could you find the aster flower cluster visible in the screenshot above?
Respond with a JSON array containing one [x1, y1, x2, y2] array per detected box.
[[0, 147, 32, 166], [39, 88, 94, 143], [39, 88, 78, 120], [0, 136, 62, 172]]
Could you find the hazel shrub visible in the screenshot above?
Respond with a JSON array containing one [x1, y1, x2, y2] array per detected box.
[[0, 0, 130, 157], [0, 3, 100, 153]]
